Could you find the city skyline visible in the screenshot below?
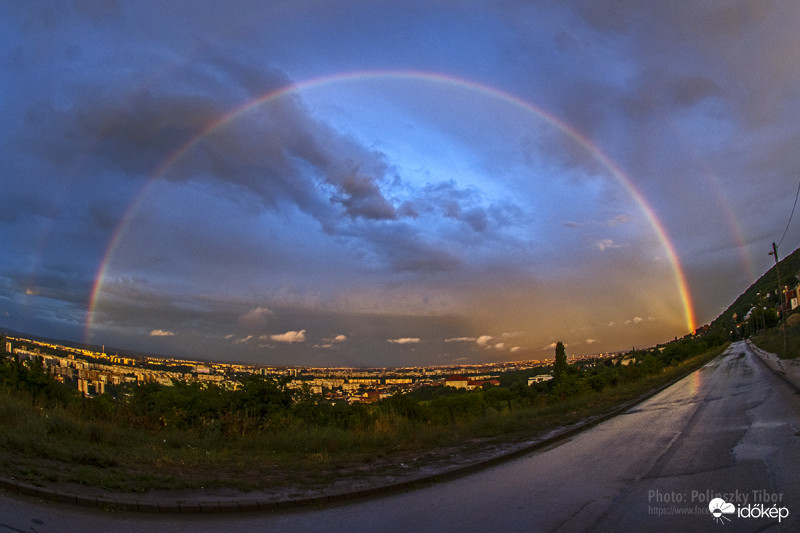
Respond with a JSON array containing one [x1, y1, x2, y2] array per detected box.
[[3, 2, 800, 366]]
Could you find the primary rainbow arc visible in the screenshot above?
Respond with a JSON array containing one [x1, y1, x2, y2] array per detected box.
[[86, 69, 697, 341]]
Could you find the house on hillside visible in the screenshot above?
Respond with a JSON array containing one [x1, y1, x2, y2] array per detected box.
[[786, 284, 800, 311], [528, 374, 553, 385], [445, 375, 470, 389]]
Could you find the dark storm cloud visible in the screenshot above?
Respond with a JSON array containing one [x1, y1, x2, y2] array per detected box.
[[87, 201, 121, 232], [4, 3, 517, 310], [668, 75, 721, 108], [371, 225, 461, 274], [329, 167, 398, 221], [73, 92, 224, 177], [620, 73, 723, 119], [389, 245, 460, 274], [571, 0, 798, 132], [0, 181, 63, 224], [7, 33, 415, 265], [407, 180, 501, 234], [91, 277, 246, 337], [9, 269, 92, 310]]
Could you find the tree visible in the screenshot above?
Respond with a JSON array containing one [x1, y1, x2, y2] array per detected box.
[[553, 341, 568, 383]]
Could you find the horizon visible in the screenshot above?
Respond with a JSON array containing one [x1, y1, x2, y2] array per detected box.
[[2, 325, 625, 371]]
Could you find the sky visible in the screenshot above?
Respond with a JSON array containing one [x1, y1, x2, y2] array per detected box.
[[3, 1, 800, 367]]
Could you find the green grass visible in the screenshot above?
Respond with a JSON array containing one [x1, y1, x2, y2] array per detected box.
[[751, 325, 800, 359], [0, 345, 726, 493]]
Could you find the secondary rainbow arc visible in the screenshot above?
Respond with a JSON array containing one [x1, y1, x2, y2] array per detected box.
[[86, 69, 697, 341]]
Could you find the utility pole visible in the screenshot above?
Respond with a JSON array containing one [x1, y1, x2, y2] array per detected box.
[[770, 242, 788, 353]]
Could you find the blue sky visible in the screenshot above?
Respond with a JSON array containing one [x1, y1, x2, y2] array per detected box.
[[3, 1, 800, 367]]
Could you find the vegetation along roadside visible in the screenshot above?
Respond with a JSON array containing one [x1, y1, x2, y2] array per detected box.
[[0, 332, 727, 494]]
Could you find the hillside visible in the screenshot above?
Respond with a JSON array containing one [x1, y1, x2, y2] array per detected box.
[[709, 245, 800, 336]]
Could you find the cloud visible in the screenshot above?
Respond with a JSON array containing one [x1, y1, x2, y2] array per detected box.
[[595, 239, 622, 251], [314, 334, 347, 349], [233, 335, 253, 344], [585, 338, 599, 344], [366, 224, 462, 273], [625, 317, 644, 325], [608, 214, 629, 227], [476, 335, 493, 347], [566, 215, 628, 229], [149, 329, 174, 337], [331, 171, 397, 220], [445, 336, 477, 343], [387, 337, 421, 344], [17, 53, 448, 277], [542, 341, 569, 351], [447, 334, 519, 351], [270, 330, 306, 343], [240, 306, 275, 325]]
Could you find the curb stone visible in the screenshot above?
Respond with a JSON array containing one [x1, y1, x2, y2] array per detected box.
[[746, 340, 800, 393]]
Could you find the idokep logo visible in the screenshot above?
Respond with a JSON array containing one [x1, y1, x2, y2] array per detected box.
[[709, 498, 736, 524], [708, 497, 790, 525]]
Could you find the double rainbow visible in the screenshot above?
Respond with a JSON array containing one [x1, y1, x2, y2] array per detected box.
[[85, 70, 696, 340]]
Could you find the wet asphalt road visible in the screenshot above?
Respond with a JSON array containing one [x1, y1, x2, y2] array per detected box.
[[1, 341, 799, 532]]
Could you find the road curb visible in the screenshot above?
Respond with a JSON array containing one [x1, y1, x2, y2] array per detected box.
[[0, 350, 725, 514], [746, 340, 800, 393]]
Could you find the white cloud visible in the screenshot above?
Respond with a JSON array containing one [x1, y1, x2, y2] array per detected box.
[[543, 341, 568, 351], [608, 214, 629, 227], [445, 336, 477, 343], [233, 335, 253, 344], [271, 330, 306, 343], [585, 338, 599, 344], [476, 335, 493, 347], [595, 238, 622, 251], [510, 346, 521, 353], [388, 337, 421, 344], [625, 317, 644, 325], [240, 306, 275, 325], [150, 329, 174, 337], [314, 334, 347, 349], [494, 342, 506, 350]]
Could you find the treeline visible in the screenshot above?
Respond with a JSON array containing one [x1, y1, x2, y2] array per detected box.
[[0, 332, 725, 442], [0, 352, 77, 408]]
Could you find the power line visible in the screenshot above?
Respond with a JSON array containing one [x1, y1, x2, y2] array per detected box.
[[777, 175, 800, 250]]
